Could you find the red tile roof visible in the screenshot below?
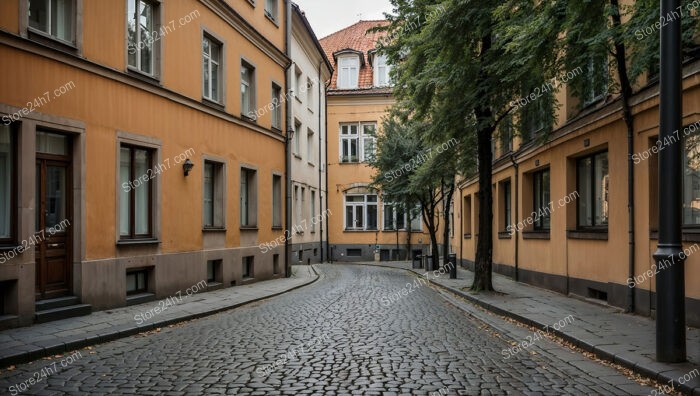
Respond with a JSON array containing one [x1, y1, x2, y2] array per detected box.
[[319, 20, 391, 93]]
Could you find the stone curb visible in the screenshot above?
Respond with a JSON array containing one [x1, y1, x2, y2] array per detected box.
[[350, 262, 700, 395], [0, 265, 320, 369]]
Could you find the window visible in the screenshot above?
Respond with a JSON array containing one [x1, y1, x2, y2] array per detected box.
[[126, 269, 148, 295], [340, 122, 376, 163], [533, 169, 550, 230], [338, 56, 359, 89], [310, 190, 316, 232], [294, 185, 300, 225], [242, 256, 254, 279], [307, 129, 315, 163], [120, 145, 153, 239], [383, 203, 407, 231], [207, 260, 221, 284], [362, 123, 377, 162], [346, 249, 362, 257], [127, 0, 157, 75], [374, 54, 391, 86], [272, 175, 282, 228], [463, 195, 472, 236], [203, 161, 225, 229], [202, 35, 222, 103], [271, 83, 282, 130], [499, 116, 514, 155], [683, 131, 700, 226], [307, 78, 314, 109], [241, 61, 256, 119], [577, 152, 609, 228], [582, 56, 608, 106], [410, 206, 423, 231], [501, 180, 512, 231], [521, 90, 551, 140], [240, 168, 257, 227], [301, 187, 306, 228], [264, 0, 278, 21], [29, 0, 75, 43], [0, 125, 16, 245], [345, 193, 378, 231], [295, 67, 303, 99], [293, 121, 301, 156]]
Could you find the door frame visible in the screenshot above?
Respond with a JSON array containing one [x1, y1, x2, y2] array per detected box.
[[35, 143, 74, 300]]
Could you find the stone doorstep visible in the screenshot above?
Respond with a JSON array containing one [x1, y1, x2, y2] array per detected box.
[[359, 261, 700, 396], [0, 266, 320, 369]]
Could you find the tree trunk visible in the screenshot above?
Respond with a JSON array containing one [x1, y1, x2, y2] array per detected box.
[[472, 127, 495, 291], [472, 34, 495, 292]]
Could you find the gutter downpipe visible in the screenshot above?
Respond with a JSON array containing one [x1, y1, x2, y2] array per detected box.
[[325, 81, 331, 262], [284, 0, 293, 277], [509, 153, 519, 282], [318, 60, 324, 263], [627, 102, 636, 313]]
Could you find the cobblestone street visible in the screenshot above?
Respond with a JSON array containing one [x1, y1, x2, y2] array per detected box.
[[0, 264, 656, 395]]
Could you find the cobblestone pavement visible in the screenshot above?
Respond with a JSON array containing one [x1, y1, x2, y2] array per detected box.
[[0, 264, 656, 395]]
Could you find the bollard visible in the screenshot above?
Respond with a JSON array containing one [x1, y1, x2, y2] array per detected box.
[[424, 255, 433, 271], [448, 253, 457, 279]]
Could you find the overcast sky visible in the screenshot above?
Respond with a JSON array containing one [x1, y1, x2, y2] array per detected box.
[[294, 0, 394, 39]]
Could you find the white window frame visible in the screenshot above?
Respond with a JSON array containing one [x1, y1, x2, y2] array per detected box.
[[339, 122, 376, 163], [127, 0, 158, 75], [241, 60, 256, 119], [264, 0, 278, 22], [202, 34, 222, 103], [344, 193, 378, 231], [382, 203, 407, 231], [338, 55, 359, 89], [307, 129, 315, 164], [374, 54, 391, 87]]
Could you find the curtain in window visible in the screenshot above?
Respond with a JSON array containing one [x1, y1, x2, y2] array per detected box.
[[0, 127, 11, 238], [119, 148, 131, 237], [134, 150, 150, 235]]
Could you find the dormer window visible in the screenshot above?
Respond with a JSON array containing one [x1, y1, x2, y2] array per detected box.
[[338, 56, 359, 89], [374, 54, 391, 87]]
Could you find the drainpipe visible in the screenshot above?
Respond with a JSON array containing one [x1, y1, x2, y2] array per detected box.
[[284, 0, 293, 277], [627, 102, 636, 313], [459, 183, 463, 268], [318, 60, 324, 263], [324, 80, 330, 262], [509, 153, 519, 282]]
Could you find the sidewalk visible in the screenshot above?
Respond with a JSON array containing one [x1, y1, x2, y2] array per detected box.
[[364, 261, 700, 395], [0, 265, 318, 368]]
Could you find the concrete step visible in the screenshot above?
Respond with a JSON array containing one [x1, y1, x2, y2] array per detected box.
[[35, 304, 92, 323], [35, 296, 80, 311]]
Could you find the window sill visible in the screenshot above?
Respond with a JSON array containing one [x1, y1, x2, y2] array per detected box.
[[271, 126, 282, 134], [293, 154, 303, 160], [127, 67, 161, 86], [339, 160, 360, 165], [307, 161, 315, 167], [241, 277, 255, 282], [463, 233, 471, 239], [344, 229, 379, 232], [117, 239, 161, 246], [307, 108, 314, 114], [264, 13, 279, 27], [241, 114, 257, 123], [295, 96, 302, 104], [202, 227, 226, 233], [498, 232, 512, 240], [522, 230, 551, 240], [202, 97, 225, 111], [272, 226, 283, 230], [567, 230, 608, 240], [28, 28, 79, 53], [240, 226, 259, 231], [0, 245, 20, 252]]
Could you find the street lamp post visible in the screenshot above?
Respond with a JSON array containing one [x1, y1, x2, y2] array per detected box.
[[654, 0, 686, 363]]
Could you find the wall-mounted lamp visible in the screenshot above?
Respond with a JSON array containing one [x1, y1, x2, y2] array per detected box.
[[583, 138, 590, 148], [183, 159, 194, 176]]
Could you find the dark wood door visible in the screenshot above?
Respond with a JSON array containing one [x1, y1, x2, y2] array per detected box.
[[35, 158, 72, 300]]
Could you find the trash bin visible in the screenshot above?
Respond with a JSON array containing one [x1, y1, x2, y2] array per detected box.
[[448, 253, 457, 279], [423, 254, 433, 271], [413, 254, 422, 269]]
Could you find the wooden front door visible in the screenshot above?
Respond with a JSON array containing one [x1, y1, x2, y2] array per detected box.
[[35, 136, 72, 300]]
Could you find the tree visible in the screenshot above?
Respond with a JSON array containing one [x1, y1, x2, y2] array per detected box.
[[369, 112, 456, 270], [378, 0, 560, 291]]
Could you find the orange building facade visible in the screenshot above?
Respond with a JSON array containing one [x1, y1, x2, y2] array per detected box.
[[0, 0, 291, 328]]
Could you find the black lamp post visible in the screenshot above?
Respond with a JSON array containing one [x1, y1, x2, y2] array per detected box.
[[654, 0, 686, 363]]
